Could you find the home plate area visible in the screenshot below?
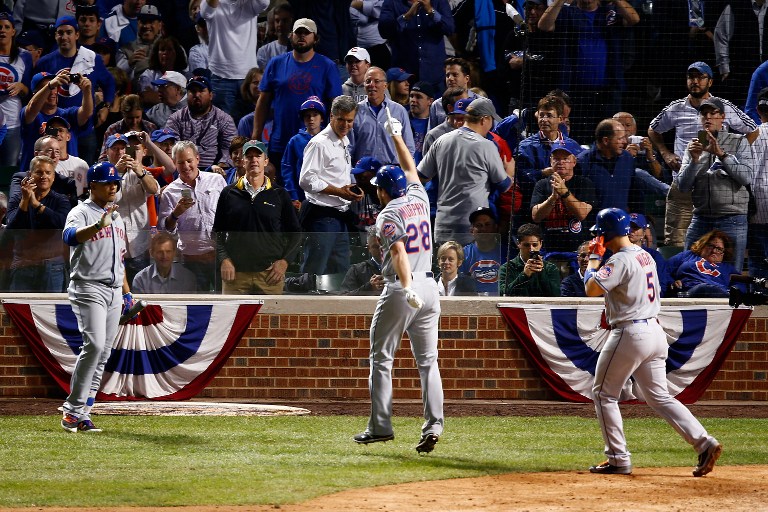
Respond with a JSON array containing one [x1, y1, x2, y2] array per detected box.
[[76, 402, 311, 417]]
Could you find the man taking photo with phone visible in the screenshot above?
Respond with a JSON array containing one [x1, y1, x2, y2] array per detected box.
[[498, 223, 561, 296]]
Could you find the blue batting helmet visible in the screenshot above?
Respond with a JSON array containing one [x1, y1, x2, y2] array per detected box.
[[371, 165, 407, 199], [299, 96, 326, 117], [591, 208, 631, 241], [87, 162, 122, 188]]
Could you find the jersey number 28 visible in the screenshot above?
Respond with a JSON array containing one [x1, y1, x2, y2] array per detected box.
[[405, 221, 431, 253]]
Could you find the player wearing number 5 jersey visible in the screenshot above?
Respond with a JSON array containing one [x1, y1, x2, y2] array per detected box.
[[584, 208, 722, 476], [353, 108, 444, 454]]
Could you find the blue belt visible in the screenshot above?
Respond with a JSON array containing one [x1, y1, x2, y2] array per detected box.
[[611, 319, 651, 330]]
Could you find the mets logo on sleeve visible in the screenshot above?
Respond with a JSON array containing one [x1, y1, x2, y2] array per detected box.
[[0, 64, 19, 96], [382, 222, 397, 240], [569, 219, 582, 233], [597, 263, 613, 279]]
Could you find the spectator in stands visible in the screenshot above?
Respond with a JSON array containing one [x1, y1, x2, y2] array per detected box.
[[668, 230, 737, 298], [253, 18, 341, 177], [613, 111, 665, 181], [560, 241, 589, 297], [422, 89, 468, 156], [343, 47, 372, 103], [116, 4, 163, 81], [132, 231, 198, 293], [98, 94, 157, 161], [713, 1, 768, 108], [409, 81, 434, 164], [648, 61, 757, 246], [145, 71, 188, 128], [237, 67, 267, 138], [537, 0, 639, 141], [256, 3, 292, 71], [136, 36, 188, 107], [386, 67, 412, 107], [76, 4, 102, 48], [148, 128, 179, 186], [427, 57, 476, 131], [21, 71, 93, 171], [45, 116, 89, 198], [418, 97, 512, 245], [16, 29, 46, 68], [745, 61, 768, 124], [459, 207, 510, 296], [201, 0, 268, 123], [0, 11, 33, 167], [213, 139, 302, 295], [159, 140, 227, 292], [4, 155, 72, 292], [349, 0, 391, 69], [91, 37, 117, 67], [94, 66, 127, 145], [209, 135, 247, 184], [282, 96, 326, 207], [298, 95, 364, 275], [531, 141, 596, 253], [379, 0, 455, 92], [436, 240, 476, 296], [340, 225, 384, 295], [188, 14, 209, 73], [349, 156, 383, 232], [287, 0, 355, 69], [576, 118, 635, 212], [748, 88, 768, 278], [350, 66, 415, 165], [8, 135, 78, 212], [627, 212, 672, 295], [499, 223, 560, 297], [166, 75, 237, 169], [101, 0, 145, 47], [675, 97, 755, 273]]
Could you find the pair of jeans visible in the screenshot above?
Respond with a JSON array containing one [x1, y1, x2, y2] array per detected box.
[[210, 74, 248, 124], [301, 215, 351, 275], [9, 258, 66, 292], [685, 214, 748, 273]]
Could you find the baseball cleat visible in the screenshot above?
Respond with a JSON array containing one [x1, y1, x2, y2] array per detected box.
[[693, 442, 722, 477], [77, 419, 102, 433], [61, 413, 79, 433], [589, 461, 632, 475], [415, 433, 439, 454], [353, 432, 395, 444]]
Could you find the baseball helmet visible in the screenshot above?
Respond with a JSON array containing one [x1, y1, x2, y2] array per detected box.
[[299, 96, 326, 117], [370, 165, 407, 199], [87, 162, 122, 190], [590, 208, 631, 241]]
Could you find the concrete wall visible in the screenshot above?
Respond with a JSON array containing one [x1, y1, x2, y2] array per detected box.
[[1, 295, 766, 402]]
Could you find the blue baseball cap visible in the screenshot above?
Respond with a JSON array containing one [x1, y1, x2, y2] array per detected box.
[[0, 11, 15, 24], [46, 115, 71, 129], [450, 97, 473, 115], [550, 141, 575, 156], [629, 212, 648, 229], [351, 156, 382, 175], [54, 15, 78, 31], [386, 67, 413, 83], [106, 133, 130, 148], [299, 95, 326, 117], [150, 128, 180, 143], [687, 61, 712, 77], [187, 74, 211, 90], [31, 72, 53, 92]]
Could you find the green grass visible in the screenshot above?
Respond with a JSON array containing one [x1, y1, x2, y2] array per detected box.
[[0, 415, 766, 507]]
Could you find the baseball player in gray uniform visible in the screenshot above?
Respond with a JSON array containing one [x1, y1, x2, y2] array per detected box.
[[60, 162, 135, 433], [353, 108, 444, 454], [584, 208, 722, 476]]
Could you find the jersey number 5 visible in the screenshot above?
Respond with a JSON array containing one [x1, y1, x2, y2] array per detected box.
[[405, 221, 431, 253], [646, 272, 656, 302]]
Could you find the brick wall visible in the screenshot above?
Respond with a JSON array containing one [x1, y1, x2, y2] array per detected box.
[[1, 296, 766, 402]]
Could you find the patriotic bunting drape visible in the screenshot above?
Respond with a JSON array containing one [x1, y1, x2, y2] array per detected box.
[[498, 304, 751, 404], [3, 300, 262, 400]]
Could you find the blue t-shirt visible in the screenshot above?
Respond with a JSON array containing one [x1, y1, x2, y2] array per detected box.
[[410, 117, 429, 165], [459, 242, 511, 295], [259, 52, 341, 154], [19, 106, 82, 171], [34, 49, 116, 109]]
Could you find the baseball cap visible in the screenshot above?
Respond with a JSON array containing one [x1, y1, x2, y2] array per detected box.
[[687, 61, 713, 78], [469, 206, 496, 224], [151, 128, 180, 143], [757, 87, 768, 109], [17, 29, 46, 49], [629, 212, 648, 229], [299, 95, 326, 117], [124, 131, 143, 140], [386, 67, 413, 83], [31, 72, 53, 92], [450, 97, 473, 115], [46, 115, 71, 129], [466, 97, 501, 122], [550, 140, 575, 156], [152, 71, 187, 89], [699, 97, 725, 113], [54, 15, 78, 31], [187, 74, 211, 90], [243, 139, 267, 156], [351, 156, 382, 175], [138, 4, 163, 21], [106, 133, 130, 148], [0, 11, 15, 24], [293, 18, 317, 34], [345, 47, 370, 63], [75, 3, 99, 18], [93, 37, 116, 54], [411, 81, 436, 99]]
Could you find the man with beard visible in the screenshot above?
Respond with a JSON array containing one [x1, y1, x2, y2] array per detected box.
[[166, 75, 237, 169], [648, 61, 757, 246], [253, 18, 341, 179], [116, 5, 164, 81]]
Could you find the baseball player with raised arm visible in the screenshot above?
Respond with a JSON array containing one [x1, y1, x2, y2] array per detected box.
[[60, 162, 136, 433], [583, 208, 722, 476], [353, 107, 444, 454]]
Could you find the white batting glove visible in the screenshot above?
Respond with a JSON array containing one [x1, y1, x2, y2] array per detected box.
[[403, 287, 424, 310], [384, 106, 403, 137]]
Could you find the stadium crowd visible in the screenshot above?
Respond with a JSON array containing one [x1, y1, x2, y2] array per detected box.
[[0, 0, 766, 298]]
